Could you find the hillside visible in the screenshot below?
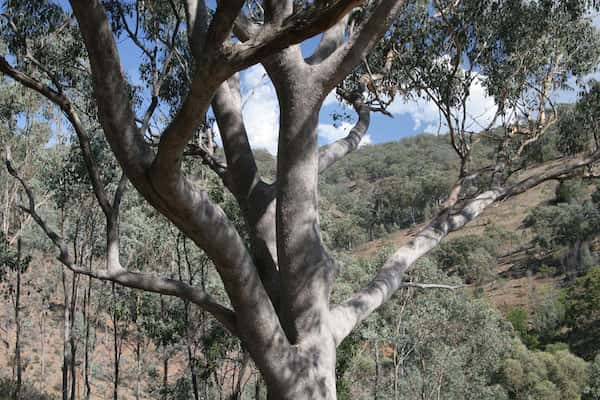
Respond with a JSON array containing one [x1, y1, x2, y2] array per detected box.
[[2, 135, 599, 399], [352, 177, 560, 313]]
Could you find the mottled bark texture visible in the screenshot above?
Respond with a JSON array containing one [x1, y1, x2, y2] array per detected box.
[[3, 1, 600, 399]]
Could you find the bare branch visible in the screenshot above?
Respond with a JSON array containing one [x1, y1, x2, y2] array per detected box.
[[5, 158, 238, 334], [0, 56, 65, 106], [399, 282, 465, 290], [183, 143, 231, 183], [0, 56, 114, 218]]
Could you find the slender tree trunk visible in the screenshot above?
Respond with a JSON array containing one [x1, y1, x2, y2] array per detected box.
[[233, 353, 250, 399], [40, 297, 46, 391], [186, 334, 199, 400], [14, 238, 22, 400], [2, 184, 11, 237], [112, 283, 120, 400], [162, 348, 169, 400], [113, 332, 119, 400], [135, 295, 142, 400], [62, 270, 70, 400], [83, 277, 92, 400], [255, 375, 261, 400], [177, 240, 200, 400], [69, 275, 78, 400], [374, 340, 381, 400]]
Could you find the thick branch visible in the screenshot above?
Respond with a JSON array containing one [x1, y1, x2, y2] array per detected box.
[[69, 0, 153, 179], [318, 92, 370, 172], [306, 16, 349, 65], [399, 282, 464, 290], [207, 1, 246, 48], [212, 76, 280, 306], [265, 0, 293, 25], [317, 0, 406, 88], [212, 76, 260, 201], [184, 0, 209, 57], [227, 0, 361, 70], [330, 150, 600, 344]]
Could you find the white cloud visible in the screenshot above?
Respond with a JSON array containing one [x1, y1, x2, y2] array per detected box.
[[323, 89, 341, 107], [464, 77, 500, 131], [387, 74, 500, 134], [388, 95, 444, 133], [317, 121, 371, 148], [239, 65, 280, 154], [222, 67, 360, 154], [317, 121, 354, 142]]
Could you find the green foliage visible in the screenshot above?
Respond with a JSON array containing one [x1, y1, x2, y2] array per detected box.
[[148, 374, 194, 400], [499, 340, 589, 400], [0, 232, 30, 280], [556, 179, 587, 205], [319, 134, 483, 247], [507, 307, 539, 348], [507, 307, 529, 339], [433, 232, 500, 284], [557, 82, 600, 156], [336, 331, 362, 400], [139, 293, 186, 347], [565, 267, 600, 360], [531, 289, 566, 344], [526, 202, 600, 250], [583, 355, 600, 400], [525, 201, 600, 274], [338, 256, 512, 399]]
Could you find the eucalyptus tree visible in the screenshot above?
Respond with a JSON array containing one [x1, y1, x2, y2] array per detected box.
[[2, 1, 600, 399]]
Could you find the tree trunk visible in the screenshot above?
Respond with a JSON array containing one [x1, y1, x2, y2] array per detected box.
[[135, 332, 141, 400], [255, 375, 261, 400], [112, 284, 120, 400], [186, 335, 199, 400], [162, 348, 169, 400], [256, 336, 338, 400], [62, 270, 70, 400], [40, 297, 46, 391], [14, 238, 22, 400], [177, 242, 200, 400], [374, 340, 381, 400], [69, 275, 78, 400], [83, 277, 92, 400]]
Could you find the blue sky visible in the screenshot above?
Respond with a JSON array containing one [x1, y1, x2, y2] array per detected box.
[[109, 7, 600, 155]]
